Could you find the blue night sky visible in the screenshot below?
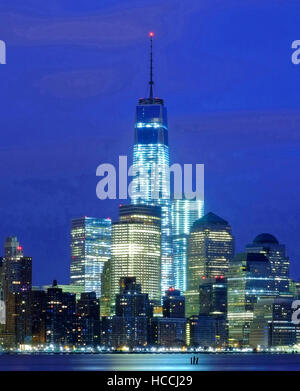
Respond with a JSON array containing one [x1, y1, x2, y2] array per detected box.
[[0, 0, 299, 285]]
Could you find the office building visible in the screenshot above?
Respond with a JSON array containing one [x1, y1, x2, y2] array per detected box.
[[198, 276, 228, 347], [1, 237, 32, 347], [172, 198, 204, 293], [131, 34, 173, 296], [76, 292, 101, 346], [42, 284, 85, 300], [150, 288, 186, 348], [227, 252, 277, 347], [100, 259, 111, 318], [246, 233, 290, 294], [163, 288, 185, 318], [102, 277, 150, 350], [250, 297, 296, 348], [45, 280, 77, 345], [185, 212, 234, 318], [70, 217, 111, 298], [110, 205, 161, 313]]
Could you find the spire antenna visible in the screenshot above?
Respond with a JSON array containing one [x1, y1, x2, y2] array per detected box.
[[149, 32, 154, 99]]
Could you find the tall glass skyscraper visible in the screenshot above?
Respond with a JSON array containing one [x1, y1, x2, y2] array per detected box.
[[172, 199, 204, 293], [110, 205, 161, 313], [185, 212, 234, 318], [131, 34, 173, 295], [70, 217, 111, 298]]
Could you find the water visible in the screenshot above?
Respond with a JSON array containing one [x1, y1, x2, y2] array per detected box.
[[0, 353, 300, 371]]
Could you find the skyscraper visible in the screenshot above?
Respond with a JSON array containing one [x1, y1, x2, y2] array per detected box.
[[245, 233, 290, 294], [185, 212, 234, 317], [100, 259, 111, 318], [115, 277, 152, 318], [30, 290, 46, 345], [227, 252, 277, 347], [70, 217, 111, 298], [102, 277, 151, 350], [172, 198, 204, 293], [1, 237, 32, 347], [198, 276, 228, 347], [76, 292, 101, 347], [163, 288, 185, 318], [249, 297, 296, 349], [131, 34, 173, 295], [149, 288, 186, 348], [45, 280, 77, 345], [110, 205, 161, 313]]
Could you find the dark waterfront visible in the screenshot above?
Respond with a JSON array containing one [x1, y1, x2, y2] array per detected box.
[[0, 353, 300, 371]]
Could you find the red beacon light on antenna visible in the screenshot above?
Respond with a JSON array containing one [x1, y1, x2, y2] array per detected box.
[[149, 32, 154, 38]]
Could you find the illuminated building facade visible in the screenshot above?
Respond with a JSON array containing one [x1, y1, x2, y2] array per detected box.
[[246, 233, 290, 294], [249, 297, 296, 348], [172, 198, 204, 293], [187, 315, 216, 348], [185, 212, 234, 318], [76, 292, 101, 347], [110, 205, 161, 313], [100, 259, 111, 318], [102, 277, 151, 349], [1, 237, 32, 347], [70, 217, 111, 298], [45, 280, 77, 345], [131, 35, 173, 296], [197, 276, 228, 347], [42, 284, 85, 300], [115, 277, 152, 318], [149, 288, 186, 348], [163, 288, 185, 318], [227, 252, 277, 347]]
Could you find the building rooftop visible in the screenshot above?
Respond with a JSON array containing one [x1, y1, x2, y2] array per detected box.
[[192, 212, 229, 229], [253, 233, 279, 245]]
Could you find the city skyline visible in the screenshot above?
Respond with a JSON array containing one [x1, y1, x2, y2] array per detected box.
[[0, 0, 299, 287]]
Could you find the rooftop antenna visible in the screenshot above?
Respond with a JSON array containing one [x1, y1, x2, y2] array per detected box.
[[149, 32, 154, 99]]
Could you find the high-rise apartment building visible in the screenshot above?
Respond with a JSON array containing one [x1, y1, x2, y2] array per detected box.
[[110, 205, 161, 313], [131, 35, 173, 296], [185, 212, 234, 317], [70, 217, 111, 298], [172, 199, 204, 293]]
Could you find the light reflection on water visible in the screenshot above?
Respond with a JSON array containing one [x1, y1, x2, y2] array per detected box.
[[0, 353, 300, 371]]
